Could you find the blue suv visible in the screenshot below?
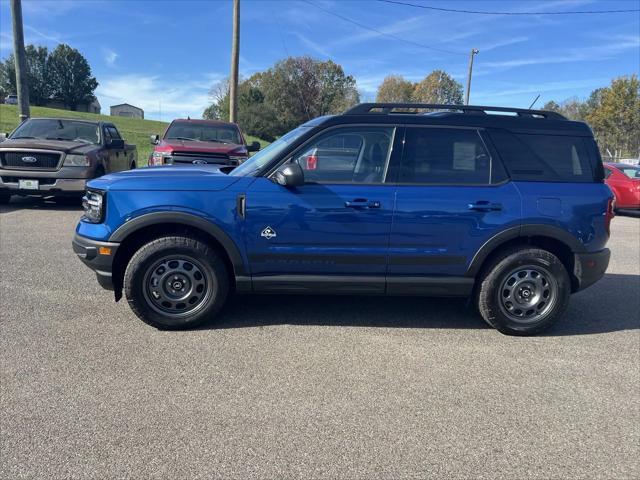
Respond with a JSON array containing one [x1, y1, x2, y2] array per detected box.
[[73, 103, 613, 335]]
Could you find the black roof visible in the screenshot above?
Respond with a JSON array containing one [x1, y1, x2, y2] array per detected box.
[[315, 103, 593, 136]]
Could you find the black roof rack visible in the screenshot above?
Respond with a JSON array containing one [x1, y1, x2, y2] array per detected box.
[[343, 103, 566, 120]]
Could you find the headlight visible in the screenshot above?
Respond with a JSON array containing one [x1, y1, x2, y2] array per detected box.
[[63, 154, 91, 167], [82, 190, 105, 223], [150, 151, 172, 166]]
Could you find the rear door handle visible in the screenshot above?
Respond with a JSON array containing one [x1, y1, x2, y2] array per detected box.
[[345, 199, 381, 209], [468, 201, 503, 212]]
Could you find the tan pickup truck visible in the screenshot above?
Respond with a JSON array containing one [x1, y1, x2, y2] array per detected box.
[[0, 117, 137, 203]]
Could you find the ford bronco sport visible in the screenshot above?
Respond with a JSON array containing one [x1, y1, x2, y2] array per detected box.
[[73, 103, 613, 335]]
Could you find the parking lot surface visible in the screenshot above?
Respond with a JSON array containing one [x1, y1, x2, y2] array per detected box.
[[1, 197, 639, 479]]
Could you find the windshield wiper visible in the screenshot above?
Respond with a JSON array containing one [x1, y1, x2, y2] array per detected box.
[[169, 136, 200, 142], [206, 139, 231, 144], [12, 136, 37, 139], [45, 137, 74, 141]]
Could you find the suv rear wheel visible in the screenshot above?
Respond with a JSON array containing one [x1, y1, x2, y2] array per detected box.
[[124, 236, 229, 329], [0, 193, 10, 204], [476, 247, 570, 336]]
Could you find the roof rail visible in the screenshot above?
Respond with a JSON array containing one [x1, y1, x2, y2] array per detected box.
[[343, 103, 566, 120]]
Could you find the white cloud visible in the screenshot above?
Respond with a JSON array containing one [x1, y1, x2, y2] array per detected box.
[[294, 32, 331, 58], [479, 36, 529, 53], [23, 25, 61, 43], [102, 48, 118, 67], [22, 0, 79, 17], [479, 35, 640, 71], [96, 73, 224, 121], [0, 33, 12, 51], [472, 77, 611, 107]]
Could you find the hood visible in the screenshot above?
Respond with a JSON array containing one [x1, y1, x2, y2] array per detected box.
[[159, 139, 243, 153], [0, 138, 98, 154], [88, 165, 242, 191]]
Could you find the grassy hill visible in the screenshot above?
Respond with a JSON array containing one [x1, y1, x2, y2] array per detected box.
[[0, 104, 268, 162]]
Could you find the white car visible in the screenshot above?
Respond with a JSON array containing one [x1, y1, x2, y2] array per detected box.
[[4, 94, 18, 105]]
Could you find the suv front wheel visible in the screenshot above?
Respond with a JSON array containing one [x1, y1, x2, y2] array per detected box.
[[476, 247, 571, 336], [124, 235, 229, 329]]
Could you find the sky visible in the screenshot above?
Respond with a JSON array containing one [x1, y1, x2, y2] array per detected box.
[[0, 0, 638, 121]]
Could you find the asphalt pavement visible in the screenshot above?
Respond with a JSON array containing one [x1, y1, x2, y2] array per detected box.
[[1, 196, 639, 479]]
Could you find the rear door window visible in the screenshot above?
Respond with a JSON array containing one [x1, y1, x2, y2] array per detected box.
[[399, 127, 491, 184], [489, 130, 596, 182]]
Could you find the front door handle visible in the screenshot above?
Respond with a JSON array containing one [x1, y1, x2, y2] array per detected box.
[[468, 201, 503, 212], [345, 199, 381, 209]]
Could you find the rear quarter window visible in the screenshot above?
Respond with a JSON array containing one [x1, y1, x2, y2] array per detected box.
[[489, 129, 598, 183]]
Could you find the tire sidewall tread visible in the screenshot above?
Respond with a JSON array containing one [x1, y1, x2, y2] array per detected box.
[[124, 235, 229, 329], [477, 247, 571, 336]]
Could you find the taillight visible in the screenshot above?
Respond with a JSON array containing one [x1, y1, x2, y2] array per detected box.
[[605, 197, 615, 236]]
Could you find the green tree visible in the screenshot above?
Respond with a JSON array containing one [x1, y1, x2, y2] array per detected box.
[[24, 45, 51, 106], [586, 75, 640, 158], [204, 56, 359, 139], [47, 44, 98, 110], [412, 70, 463, 104], [0, 45, 52, 106], [542, 100, 561, 112], [376, 75, 414, 102], [0, 54, 16, 96]]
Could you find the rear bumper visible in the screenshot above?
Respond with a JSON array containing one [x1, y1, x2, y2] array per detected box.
[[72, 233, 119, 290], [573, 248, 610, 292]]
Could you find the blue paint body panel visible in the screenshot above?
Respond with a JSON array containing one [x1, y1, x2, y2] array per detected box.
[[389, 182, 522, 276], [244, 177, 395, 276]]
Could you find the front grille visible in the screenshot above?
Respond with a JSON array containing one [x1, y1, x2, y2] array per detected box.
[[170, 151, 230, 165], [1, 151, 61, 170], [1, 176, 56, 185]]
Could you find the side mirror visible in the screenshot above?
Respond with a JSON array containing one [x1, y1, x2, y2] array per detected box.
[[150, 134, 159, 145], [248, 141, 260, 152], [273, 162, 304, 188], [108, 138, 125, 149], [0, 133, 7, 142]]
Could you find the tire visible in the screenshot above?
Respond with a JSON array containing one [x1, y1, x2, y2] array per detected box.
[[130, 161, 136, 170], [476, 247, 571, 336], [0, 193, 10, 204], [94, 166, 105, 179], [124, 236, 229, 329]]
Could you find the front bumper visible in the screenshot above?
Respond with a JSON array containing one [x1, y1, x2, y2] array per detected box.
[[573, 248, 610, 292], [0, 166, 93, 195], [72, 233, 120, 290], [1, 177, 87, 195]]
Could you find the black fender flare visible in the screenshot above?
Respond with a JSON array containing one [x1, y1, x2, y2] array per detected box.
[[466, 224, 586, 277], [109, 211, 248, 276]]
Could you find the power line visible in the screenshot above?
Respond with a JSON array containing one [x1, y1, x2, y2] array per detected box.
[[271, 5, 312, 120], [302, 0, 465, 56], [377, 0, 640, 15]]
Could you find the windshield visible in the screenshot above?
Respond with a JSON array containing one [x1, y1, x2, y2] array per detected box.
[[10, 119, 100, 144], [616, 165, 640, 179], [230, 125, 312, 176], [165, 122, 241, 144]]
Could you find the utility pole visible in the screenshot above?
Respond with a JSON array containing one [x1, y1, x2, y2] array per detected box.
[[10, 0, 30, 121], [464, 48, 479, 106], [229, 0, 240, 123]]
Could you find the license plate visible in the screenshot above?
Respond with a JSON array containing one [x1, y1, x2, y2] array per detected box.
[[19, 179, 39, 190]]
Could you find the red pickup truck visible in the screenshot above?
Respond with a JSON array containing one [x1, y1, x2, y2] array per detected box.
[[149, 118, 260, 167]]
